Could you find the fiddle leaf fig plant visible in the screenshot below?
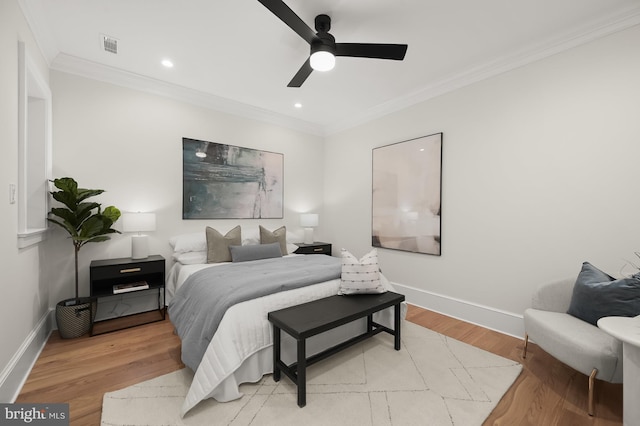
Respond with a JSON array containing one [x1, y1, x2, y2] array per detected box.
[[48, 177, 121, 299]]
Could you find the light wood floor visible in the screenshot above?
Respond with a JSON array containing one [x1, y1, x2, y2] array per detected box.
[[16, 305, 622, 425]]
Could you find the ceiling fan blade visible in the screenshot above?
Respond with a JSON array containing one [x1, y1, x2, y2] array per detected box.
[[287, 58, 313, 87], [335, 43, 408, 60], [258, 0, 317, 45]]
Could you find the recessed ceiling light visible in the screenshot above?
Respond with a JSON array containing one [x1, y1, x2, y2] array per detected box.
[[161, 59, 174, 68], [294, 102, 302, 108]]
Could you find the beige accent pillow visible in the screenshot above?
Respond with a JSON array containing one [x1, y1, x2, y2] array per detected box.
[[206, 226, 241, 263], [339, 248, 386, 295], [259, 225, 288, 255]]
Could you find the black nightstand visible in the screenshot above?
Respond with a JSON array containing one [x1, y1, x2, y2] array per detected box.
[[89, 255, 165, 335], [294, 242, 332, 256]]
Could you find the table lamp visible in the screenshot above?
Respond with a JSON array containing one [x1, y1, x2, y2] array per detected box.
[[122, 212, 156, 259], [300, 213, 319, 244]]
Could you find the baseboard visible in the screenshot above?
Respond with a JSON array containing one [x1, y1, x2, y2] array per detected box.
[[0, 309, 53, 402], [392, 282, 524, 339]]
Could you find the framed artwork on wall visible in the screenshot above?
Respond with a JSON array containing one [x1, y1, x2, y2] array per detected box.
[[183, 138, 284, 219], [372, 133, 443, 255]]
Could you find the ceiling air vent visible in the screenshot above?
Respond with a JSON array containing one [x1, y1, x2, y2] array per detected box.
[[101, 34, 118, 54]]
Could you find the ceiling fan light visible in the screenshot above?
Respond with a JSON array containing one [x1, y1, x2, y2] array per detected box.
[[310, 51, 335, 72]]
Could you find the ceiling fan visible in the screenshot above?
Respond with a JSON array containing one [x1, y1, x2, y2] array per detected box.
[[257, 0, 408, 87]]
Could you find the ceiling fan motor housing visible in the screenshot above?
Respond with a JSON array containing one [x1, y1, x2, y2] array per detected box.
[[312, 14, 336, 56], [311, 32, 336, 56]]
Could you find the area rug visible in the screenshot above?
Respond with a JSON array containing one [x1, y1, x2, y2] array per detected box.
[[101, 321, 521, 425]]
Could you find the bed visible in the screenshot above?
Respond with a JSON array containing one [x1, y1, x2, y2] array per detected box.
[[166, 227, 407, 417]]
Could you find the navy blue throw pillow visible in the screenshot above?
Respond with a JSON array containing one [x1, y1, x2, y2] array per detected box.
[[567, 262, 640, 325]]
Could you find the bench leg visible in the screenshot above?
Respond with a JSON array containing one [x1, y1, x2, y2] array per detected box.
[[273, 326, 281, 382], [588, 368, 597, 416], [394, 302, 401, 350], [297, 338, 306, 407]]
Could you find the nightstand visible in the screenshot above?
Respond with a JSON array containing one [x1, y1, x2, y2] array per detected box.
[[294, 242, 332, 255], [89, 255, 165, 335]]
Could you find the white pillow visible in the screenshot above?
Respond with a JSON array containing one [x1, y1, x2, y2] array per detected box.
[[338, 248, 386, 295], [241, 226, 261, 245], [169, 232, 206, 253], [172, 251, 207, 265]]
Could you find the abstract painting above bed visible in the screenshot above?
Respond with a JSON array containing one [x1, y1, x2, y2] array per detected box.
[[182, 138, 283, 219]]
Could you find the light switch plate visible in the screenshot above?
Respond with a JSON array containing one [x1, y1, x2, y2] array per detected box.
[[9, 183, 16, 204]]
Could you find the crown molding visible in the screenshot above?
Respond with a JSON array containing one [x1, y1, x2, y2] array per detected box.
[[51, 54, 325, 136], [17, 0, 59, 66], [324, 6, 640, 135]]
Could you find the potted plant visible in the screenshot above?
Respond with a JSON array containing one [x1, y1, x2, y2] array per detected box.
[[48, 177, 121, 338]]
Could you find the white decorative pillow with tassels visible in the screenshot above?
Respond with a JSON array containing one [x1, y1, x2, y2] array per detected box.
[[339, 248, 387, 295]]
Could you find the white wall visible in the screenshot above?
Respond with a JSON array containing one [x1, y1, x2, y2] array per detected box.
[[48, 71, 326, 306], [3, 2, 639, 400], [0, 0, 52, 402], [324, 24, 640, 335]]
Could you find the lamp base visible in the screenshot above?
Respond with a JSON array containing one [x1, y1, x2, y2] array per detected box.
[[131, 235, 149, 259], [303, 228, 314, 245]]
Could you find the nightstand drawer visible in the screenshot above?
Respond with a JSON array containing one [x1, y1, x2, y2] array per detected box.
[[90, 256, 164, 281], [294, 242, 332, 255]]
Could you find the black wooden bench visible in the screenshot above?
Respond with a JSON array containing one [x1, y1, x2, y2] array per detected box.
[[267, 291, 405, 407]]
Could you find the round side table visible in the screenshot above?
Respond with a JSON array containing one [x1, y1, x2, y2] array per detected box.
[[597, 315, 640, 426]]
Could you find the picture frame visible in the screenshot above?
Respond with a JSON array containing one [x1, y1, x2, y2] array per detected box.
[[183, 138, 284, 219], [372, 133, 443, 255]]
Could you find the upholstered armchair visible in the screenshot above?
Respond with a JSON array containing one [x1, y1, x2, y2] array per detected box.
[[523, 277, 623, 416]]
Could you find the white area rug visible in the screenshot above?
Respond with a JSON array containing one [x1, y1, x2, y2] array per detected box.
[[101, 321, 521, 425]]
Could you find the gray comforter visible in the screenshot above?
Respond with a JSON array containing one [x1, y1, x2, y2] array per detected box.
[[168, 255, 341, 371]]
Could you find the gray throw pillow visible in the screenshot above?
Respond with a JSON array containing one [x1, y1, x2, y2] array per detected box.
[[229, 242, 282, 263], [567, 262, 640, 325], [206, 226, 241, 263]]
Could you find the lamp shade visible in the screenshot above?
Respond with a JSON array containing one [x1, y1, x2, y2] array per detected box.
[[300, 213, 319, 244], [300, 213, 319, 228], [310, 51, 335, 72], [122, 212, 156, 259], [122, 212, 156, 233]]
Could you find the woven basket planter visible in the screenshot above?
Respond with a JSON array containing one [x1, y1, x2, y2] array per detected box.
[[55, 297, 97, 339]]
